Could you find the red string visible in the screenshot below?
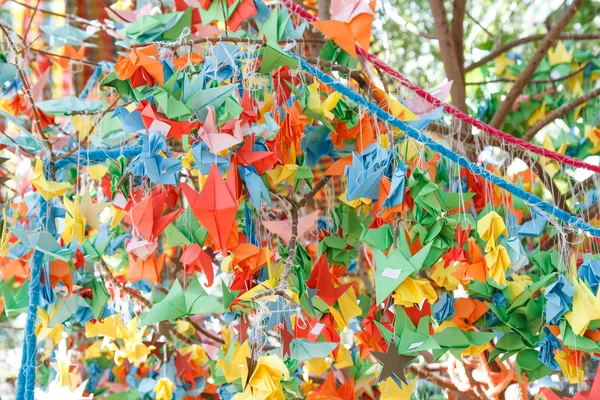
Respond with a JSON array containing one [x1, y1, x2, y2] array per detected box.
[[283, 0, 600, 174]]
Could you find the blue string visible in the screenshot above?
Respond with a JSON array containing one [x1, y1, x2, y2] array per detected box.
[[16, 198, 47, 400], [54, 145, 143, 169], [291, 55, 600, 238], [78, 61, 114, 100]]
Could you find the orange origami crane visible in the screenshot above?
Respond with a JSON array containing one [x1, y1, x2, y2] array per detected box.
[[51, 46, 87, 69], [307, 370, 355, 400], [312, 0, 376, 57], [230, 243, 272, 272], [125, 189, 182, 242], [452, 298, 489, 330], [128, 253, 167, 283], [115, 44, 164, 88], [180, 164, 239, 252], [48, 260, 73, 297]]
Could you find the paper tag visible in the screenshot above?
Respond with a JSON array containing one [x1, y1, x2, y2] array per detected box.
[[310, 322, 326, 336], [408, 341, 424, 350], [381, 268, 401, 279]]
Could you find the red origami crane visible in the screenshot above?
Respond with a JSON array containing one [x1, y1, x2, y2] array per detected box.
[[136, 100, 200, 139], [180, 164, 239, 252], [124, 189, 182, 242], [235, 134, 277, 175], [306, 254, 352, 306], [179, 244, 215, 287]]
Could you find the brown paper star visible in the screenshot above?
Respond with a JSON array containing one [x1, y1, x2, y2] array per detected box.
[[371, 345, 415, 384]]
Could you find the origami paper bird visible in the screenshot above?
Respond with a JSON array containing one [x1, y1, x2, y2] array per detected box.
[[131, 132, 182, 186], [376, 306, 440, 355], [140, 276, 222, 325], [180, 164, 239, 252], [306, 254, 352, 306], [545, 275, 575, 325], [125, 188, 182, 242], [477, 211, 508, 250], [62, 195, 86, 245], [578, 257, 600, 294], [77, 188, 109, 232], [198, 106, 241, 154], [180, 244, 215, 286], [432, 327, 497, 360], [136, 100, 200, 139], [128, 253, 166, 284], [31, 158, 72, 200], [312, 0, 376, 57], [115, 45, 164, 88], [261, 210, 320, 245], [565, 278, 600, 336], [452, 298, 489, 330], [373, 240, 432, 304], [199, 0, 257, 33], [345, 144, 392, 201]]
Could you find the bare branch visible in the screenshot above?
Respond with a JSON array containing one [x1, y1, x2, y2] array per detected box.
[[522, 86, 600, 142], [489, 0, 584, 129]]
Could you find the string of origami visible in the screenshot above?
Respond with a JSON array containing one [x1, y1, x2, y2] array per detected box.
[[291, 52, 600, 238], [282, 0, 600, 174]]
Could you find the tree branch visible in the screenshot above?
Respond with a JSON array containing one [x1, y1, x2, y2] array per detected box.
[[451, 0, 466, 78], [522, 86, 600, 142], [489, 0, 584, 129], [466, 61, 589, 85], [429, 0, 467, 112], [465, 33, 599, 73]]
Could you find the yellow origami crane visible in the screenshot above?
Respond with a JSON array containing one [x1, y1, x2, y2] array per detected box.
[[565, 278, 600, 336], [62, 195, 86, 245], [233, 354, 290, 400], [477, 211, 508, 251], [548, 41, 574, 66], [485, 244, 511, 285], [36, 305, 64, 346], [378, 376, 417, 400], [31, 158, 72, 200], [217, 340, 251, 383], [392, 276, 438, 306], [154, 377, 176, 400], [307, 82, 341, 120], [109, 317, 155, 367]]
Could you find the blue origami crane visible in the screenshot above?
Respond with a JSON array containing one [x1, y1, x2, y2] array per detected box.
[[538, 328, 562, 371], [302, 126, 333, 168], [202, 43, 240, 82], [433, 292, 455, 321], [191, 141, 230, 175], [112, 106, 145, 134], [131, 132, 181, 186], [345, 144, 391, 201], [544, 275, 574, 325], [578, 257, 600, 294], [518, 210, 547, 237], [382, 161, 407, 209], [239, 166, 270, 209]]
